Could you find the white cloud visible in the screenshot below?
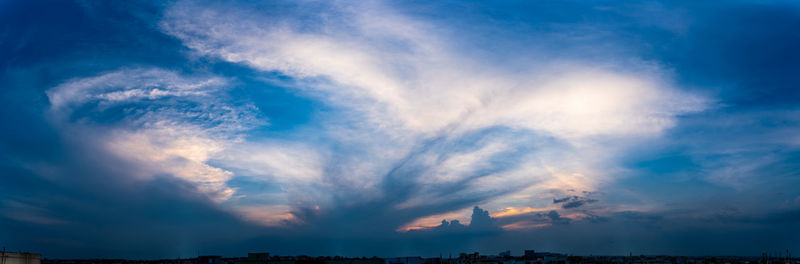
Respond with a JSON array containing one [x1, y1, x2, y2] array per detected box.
[[104, 123, 236, 202], [220, 142, 326, 184], [46, 68, 259, 202], [158, 0, 709, 227], [161, 2, 705, 140], [47, 68, 225, 110]]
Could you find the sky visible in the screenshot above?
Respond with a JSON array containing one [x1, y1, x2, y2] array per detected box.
[[1, 0, 800, 259]]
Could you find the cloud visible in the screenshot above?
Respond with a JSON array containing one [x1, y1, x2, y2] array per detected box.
[[467, 206, 500, 232], [46, 68, 226, 111], [161, 1, 706, 140], [553, 197, 572, 203], [7, 0, 800, 258], [493, 209, 572, 231], [546, 210, 570, 225], [0, 159, 264, 258], [6, 1, 800, 256], [553, 195, 599, 209], [406, 206, 500, 234], [157, 0, 708, 231], [45, 68, 262, 202]]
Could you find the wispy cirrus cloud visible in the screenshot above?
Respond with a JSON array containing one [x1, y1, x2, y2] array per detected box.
[[46, 68, 262, 202], [161, 1, 706, 140], [158, 0, 708, 229]]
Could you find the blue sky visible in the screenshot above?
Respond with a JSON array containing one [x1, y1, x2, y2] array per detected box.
[[1, 0, 800, 258]]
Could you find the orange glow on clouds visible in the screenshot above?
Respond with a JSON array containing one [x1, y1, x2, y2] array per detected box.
[[491, 206, 552, 218], [232, 205, 297, 226], [396, 209, 472, 232]]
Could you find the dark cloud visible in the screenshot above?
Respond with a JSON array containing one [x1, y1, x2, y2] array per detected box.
[[553, 196, 598, 209], [410, 206, 501, 235], [468, 206, 498, 232], [278, 126, 542, 243], [546, 210, 570, 225], [553, 197, 571, 203], [0, 135, 266, 258]]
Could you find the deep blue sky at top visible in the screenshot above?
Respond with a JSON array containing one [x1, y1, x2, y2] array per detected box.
[[1, 0, 800, 259]]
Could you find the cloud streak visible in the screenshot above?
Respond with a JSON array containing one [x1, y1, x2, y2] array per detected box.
[[157, 0, 708, 230]]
